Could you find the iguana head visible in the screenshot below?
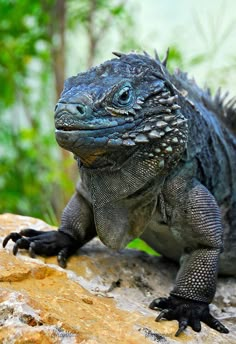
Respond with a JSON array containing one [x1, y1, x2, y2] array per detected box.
[[55, 52, 188, 168]]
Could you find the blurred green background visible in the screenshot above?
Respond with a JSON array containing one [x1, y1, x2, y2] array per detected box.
[[0, 0, 235, 253]]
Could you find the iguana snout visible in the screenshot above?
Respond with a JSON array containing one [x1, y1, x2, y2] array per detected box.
[[54, 101, 94, 130]]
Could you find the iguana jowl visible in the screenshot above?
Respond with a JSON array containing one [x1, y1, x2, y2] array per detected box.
[[3, 51, 236, 336]]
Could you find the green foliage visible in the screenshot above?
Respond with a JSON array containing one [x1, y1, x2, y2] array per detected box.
[[0, 124, 48, 215], [68, 0, 131, 28], [127, 238, 159, 256], [67, 0, 140, 67], [0, 118, 73, 224], [0, 0, 51, 108], [0, 0, 62, 223]]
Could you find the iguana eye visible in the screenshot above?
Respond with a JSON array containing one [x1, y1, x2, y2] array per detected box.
[[113, 85, 133, 107], [118, 87, 130, 103]]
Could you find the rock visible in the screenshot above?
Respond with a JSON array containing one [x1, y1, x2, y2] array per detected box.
[[0, 213, 235, 343]]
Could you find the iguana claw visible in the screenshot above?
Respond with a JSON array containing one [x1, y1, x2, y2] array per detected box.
[[149, 295, 229, 336], [2, 229, 77, 268]]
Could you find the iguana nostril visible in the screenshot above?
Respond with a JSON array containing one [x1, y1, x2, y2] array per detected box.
[[76, 104, 86, 115]]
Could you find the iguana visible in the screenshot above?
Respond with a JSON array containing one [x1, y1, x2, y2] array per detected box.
[[3, 51, 236, 336]]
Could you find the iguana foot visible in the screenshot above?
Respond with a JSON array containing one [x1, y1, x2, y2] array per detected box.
[[2, 229, 77, 268], [149, 295, 229, 336]]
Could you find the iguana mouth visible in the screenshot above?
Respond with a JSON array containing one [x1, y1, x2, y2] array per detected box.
[[55, 124, 119, 132], [55, 119, 138, 137], [54, 110, 138, 132]]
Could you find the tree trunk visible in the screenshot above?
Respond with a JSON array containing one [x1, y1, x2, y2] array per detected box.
[[51, 0, 66, 99], [45, 0, 76, 218]]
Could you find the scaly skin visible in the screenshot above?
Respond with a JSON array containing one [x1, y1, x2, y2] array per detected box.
[[3, 51, 236, 336]]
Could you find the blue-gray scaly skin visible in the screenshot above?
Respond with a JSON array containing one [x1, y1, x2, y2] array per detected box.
[[3, 51, 236, 336]]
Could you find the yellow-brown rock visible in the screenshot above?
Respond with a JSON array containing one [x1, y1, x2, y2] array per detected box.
[[0, 213, 235, 344]]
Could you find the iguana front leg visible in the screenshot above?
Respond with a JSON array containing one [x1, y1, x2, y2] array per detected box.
[[150, 178, 229, 335], [3, 184, 96, 267]]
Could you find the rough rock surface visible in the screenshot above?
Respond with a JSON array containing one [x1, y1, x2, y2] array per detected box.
[[0, 213, 235, 344]]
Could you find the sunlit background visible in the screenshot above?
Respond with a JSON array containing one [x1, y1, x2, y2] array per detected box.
[[0, 0, 235, 227]]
